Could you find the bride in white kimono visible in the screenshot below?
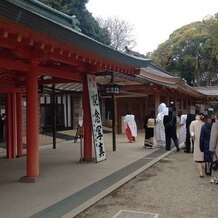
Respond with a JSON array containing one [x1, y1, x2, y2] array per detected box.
[[154, 103, 168, 147], [178, 114, 187, 145]]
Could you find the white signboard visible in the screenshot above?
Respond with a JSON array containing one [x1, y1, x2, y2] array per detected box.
[[87, 74, 106, 162]]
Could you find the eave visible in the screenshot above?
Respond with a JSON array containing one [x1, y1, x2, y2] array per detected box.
[[138, 68, 206, 99], [0, 0, 150, 75], [194, 86, 218, 101]]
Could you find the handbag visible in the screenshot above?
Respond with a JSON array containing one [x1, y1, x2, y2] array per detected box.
[[211, 153, 218, 171]]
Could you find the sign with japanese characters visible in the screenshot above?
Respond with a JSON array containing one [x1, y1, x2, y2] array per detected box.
[[87, 74, 106, 162]]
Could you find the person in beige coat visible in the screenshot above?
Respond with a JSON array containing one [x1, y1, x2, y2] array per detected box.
[[189, 114, 205, 177], [209, 117, 218, 184]]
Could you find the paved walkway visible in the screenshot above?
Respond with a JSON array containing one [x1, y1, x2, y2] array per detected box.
[[0, 130, 174, 218]]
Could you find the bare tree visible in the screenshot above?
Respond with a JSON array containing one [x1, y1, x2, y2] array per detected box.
[[97, 16, 136, 52]]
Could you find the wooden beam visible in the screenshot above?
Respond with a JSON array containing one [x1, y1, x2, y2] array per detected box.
[[0, 57, 29, 71], [0, 86, 23, 93], [39, 77, 76, 85], [12, 47, 31, 59], [36, 66, 83, 82], [0, 78, 16, 86], [0, 36, 16, 49]]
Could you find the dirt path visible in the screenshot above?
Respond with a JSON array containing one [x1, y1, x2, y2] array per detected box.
[[75, 151, 218, 218]]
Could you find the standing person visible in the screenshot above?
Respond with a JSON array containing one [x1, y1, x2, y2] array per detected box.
[[190, 114, 205, 177], [178, 113, 187, 146], [209, 114, 218, 184], [123, 111, 137, 143], [163, 106, 180, 151], [154, 103, 168, 148], [200, 115, 214, 176], [143, 113, 155, 148], [184, 106, 196, 153], [0, 113, 4, 143]]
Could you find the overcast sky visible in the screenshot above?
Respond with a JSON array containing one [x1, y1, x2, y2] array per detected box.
[[86, 0, 218, 54]]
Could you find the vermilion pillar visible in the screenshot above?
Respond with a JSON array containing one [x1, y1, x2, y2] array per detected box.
[[24, 65, 39, 181], [11, 92, 17, 158], [83, 75, 93, 161], [16, 92, 23, 157], [6, 92, 17, 159], [6, 93, 12, 158]]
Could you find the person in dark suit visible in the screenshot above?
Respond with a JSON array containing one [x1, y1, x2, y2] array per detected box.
[[200, 115, 214, 175], [163, 106, 180, 151], [184, 106, 196, 153]]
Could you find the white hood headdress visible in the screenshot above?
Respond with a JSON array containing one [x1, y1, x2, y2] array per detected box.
[[158, 103, 168, 116]]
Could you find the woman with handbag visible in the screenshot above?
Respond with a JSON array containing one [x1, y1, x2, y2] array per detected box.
[[189, 114, 205, 178], [209, 114, 218, 184]]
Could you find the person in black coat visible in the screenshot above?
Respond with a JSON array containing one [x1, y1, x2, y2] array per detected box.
[[163, 106, 180, 151], [200, 117, 214, 175], [184, 106, 196, 153]]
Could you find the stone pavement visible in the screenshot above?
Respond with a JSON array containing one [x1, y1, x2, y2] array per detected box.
[[0, 130, 174, 218]]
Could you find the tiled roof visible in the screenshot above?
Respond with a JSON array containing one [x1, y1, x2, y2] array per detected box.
[[2, 0, 150, 70], [138, 66, 205, 98], [194, 86, 218, 97], [142, 64, 173, 78]]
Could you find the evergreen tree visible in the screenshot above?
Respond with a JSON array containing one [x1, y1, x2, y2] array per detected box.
[[39, 0, 111, 45], [151, 14, 218, 86]]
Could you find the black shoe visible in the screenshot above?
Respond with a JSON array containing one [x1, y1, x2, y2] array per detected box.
[[165, 148, 171, 151], [176, 147, 180, 152], [184, 150, 190, 153], [144, 144, 153, 148]]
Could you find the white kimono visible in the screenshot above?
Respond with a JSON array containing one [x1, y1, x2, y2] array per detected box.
[[124, 114, 137, 137], [178, 114, 187, 145], [154, 103, 168, 147]]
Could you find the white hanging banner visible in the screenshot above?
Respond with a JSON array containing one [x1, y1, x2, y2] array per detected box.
[[87, 74, 106, 162]]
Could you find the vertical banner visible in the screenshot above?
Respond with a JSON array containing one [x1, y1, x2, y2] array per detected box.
[[87, 74, 106, 162]]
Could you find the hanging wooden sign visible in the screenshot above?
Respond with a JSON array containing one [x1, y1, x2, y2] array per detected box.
[[87, 74, 106, 162]]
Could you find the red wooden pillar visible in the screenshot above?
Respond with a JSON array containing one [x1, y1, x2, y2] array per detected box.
[[16, 92, 23, 157], [83, 75, 93, 161], [11, 92, 17, 158], [6, 93, 12, 158], [22, 65, 39, 181], [6, 92, 17, 159]]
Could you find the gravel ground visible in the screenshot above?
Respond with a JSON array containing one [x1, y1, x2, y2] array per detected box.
[[75, 150, 218, 218]]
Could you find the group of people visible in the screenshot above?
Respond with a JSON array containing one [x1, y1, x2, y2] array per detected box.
[[145, 102, 180, 151], [173, 106, 218, 184], [123, 103, 218, 184], [187, 110, 218, 184]]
